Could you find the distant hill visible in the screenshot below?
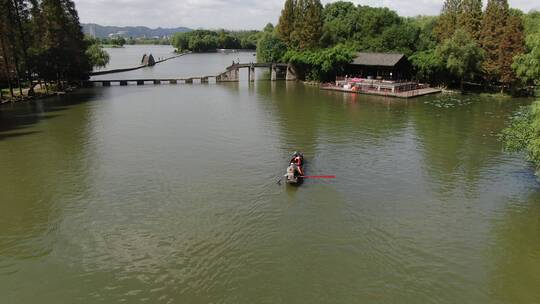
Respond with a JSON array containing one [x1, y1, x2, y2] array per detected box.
[[82, 23, 191, 38]]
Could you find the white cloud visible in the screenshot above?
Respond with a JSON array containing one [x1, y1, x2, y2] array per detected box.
[[73, 0, 539, 29]]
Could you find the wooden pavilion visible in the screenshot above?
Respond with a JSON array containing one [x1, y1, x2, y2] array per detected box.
[[346, 52, 412, 81]]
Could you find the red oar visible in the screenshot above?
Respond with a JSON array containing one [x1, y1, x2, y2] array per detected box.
[[301, 175, 336, 179]]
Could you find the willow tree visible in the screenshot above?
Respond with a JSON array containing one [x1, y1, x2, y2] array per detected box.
[[434, 0, 462, 41], [85, 43, 109, 69], [437, 29, 484, 91], [513, 33, 540, 86]]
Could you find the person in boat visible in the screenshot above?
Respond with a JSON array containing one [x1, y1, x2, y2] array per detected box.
[[285, 163, 302, 183], [290, 154, 303, 175]]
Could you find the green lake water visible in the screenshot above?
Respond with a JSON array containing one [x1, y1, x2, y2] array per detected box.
[[1, 52, 539, 303]]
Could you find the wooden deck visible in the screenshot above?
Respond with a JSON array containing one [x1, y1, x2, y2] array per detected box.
[[320, 85, 441, 99]]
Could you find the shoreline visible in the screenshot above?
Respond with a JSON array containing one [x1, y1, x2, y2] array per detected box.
[[174, 48, 256, 54], [1, 86, 77, 106]]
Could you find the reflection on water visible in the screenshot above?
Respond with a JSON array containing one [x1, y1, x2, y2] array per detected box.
[[490, 191, 540, 303], [1, 53, 539, 303]]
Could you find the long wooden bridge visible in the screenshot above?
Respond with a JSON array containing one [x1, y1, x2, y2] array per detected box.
[[89, 52, 191, 77], [85, 62, 297, 87]]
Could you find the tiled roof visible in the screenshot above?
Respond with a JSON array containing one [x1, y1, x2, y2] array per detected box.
[[351, 52, 405, 67]]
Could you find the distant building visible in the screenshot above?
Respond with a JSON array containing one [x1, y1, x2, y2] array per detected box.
[[347, 52, 412, 80], [108, 31, 129, 38]]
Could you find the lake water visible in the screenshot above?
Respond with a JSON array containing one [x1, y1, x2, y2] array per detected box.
[[1, 47, 540, 303], [92, 45, 258, 80]]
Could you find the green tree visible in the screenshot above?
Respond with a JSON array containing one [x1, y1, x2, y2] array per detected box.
[[409, 49, 445, 82], [172, 30, 258, 52], [236, 31, 260, 49], [434, 0, 461, 42], [408, 16, 438, 51], [256, 32, 286, 62], [522, 10, 540, 36], [480, 0, 509, 84], [0, 0, 31, 96], [85, 43, 109, 68], [172, 32, 190, 51], [277, 0, 296, 47], [353, 6, 402, 50], [0, 3, 13, 97], [283, 44, 355, 81], [263, 23, 274, 33], [217, 30, 240, 49], [437, 29, 484, 90], [513, 34, 540, 85], [498, 14, 525, 91], [379, 22, 420, 56], [297, 0, 323, 50], [501, 101, 540, 172], [277, 0, 323, 50], [0, 20, 16, 97], [33, 0, 91, 84], [320, 1, 357, 46], [457, 0, 483, 41], [110, 36, 126, 47]]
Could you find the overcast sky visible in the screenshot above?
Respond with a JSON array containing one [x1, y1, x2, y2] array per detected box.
[[73, 0, 540, 30]]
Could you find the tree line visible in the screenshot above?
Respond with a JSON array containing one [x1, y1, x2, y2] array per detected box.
[[255, 0, 540, 91], [87, 36, 172, 47], [171, 30, 259, 53], [0, 0, 99, 99], [501, 10, 540, 172]]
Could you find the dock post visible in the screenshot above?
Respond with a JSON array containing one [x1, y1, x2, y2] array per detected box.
[[286, 63, 297, 81], [249, 66, 255, 82], [271, 64, 277, 81]]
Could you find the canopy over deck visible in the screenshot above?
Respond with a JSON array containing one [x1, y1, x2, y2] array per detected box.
[[347, 52, 412, 80]]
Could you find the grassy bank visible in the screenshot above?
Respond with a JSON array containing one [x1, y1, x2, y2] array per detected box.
[[1, 84, 76, 104], [101, 44, 124, 48], [501, 99, 540, 173]]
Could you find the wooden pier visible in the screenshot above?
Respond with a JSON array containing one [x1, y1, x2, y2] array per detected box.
[[320, 85, 442, 98]]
